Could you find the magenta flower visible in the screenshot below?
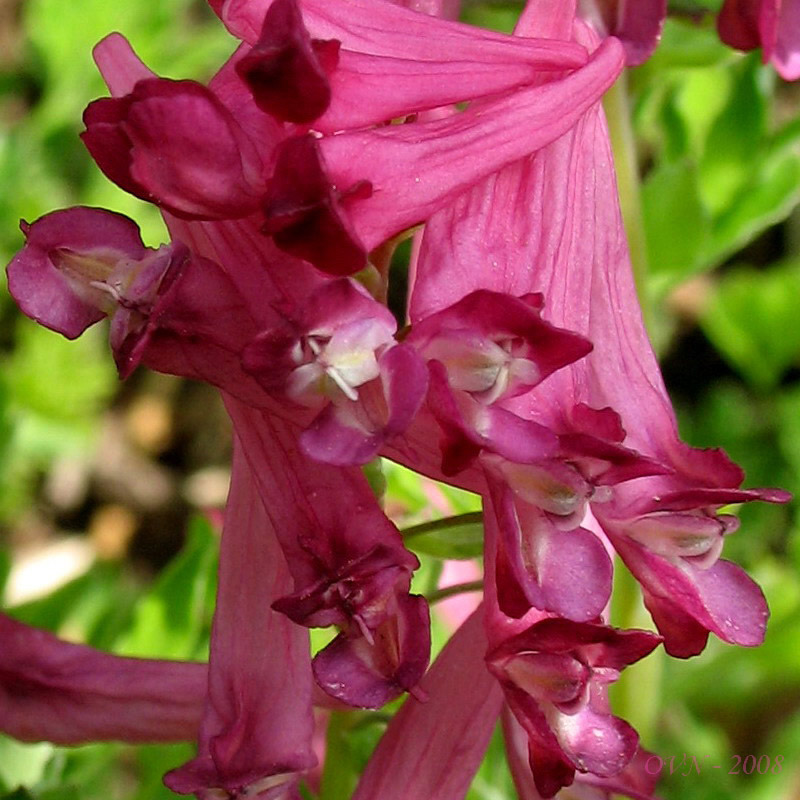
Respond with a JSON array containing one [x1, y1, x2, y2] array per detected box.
[[352, 609, 503, 800], [503, 709, 660, 800], [4, 0, 793, 796], [82, 77, 270, 220], [408, 9, 788, 655], [164, 444, 316, 799], [243, 278, 427, 464], [0, 613, 205, 745], [224, 400, 430, 709], [263, 39, 623, 274], [6, 206, 191, 378], [486, 611, 660, 798], [718, 0, 800, 80]]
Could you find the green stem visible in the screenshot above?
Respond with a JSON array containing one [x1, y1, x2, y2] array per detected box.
[[609, 557, 664, 745], [426, 580, 484, 604], [319, 712, 357, 800], [401, 511, 484, 539], [603, 72, 654, 335]]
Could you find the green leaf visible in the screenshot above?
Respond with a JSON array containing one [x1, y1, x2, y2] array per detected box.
[[698, 55, 769, 215], [116, 515, 218, 659], [8, 562, 132, 646], [0, 738, 53, 792], [644, 17, 731, 71], [643, 159, 711, 293], [700, 261, 800, 390], [0, 789, 36, 800], [708, 152, 800, 264], [403, 513, 484, 560], [6, 321, 115, 429]]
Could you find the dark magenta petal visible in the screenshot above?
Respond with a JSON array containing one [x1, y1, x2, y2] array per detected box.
[[82, 79, 265, 219], [410, 289, 593, 397], [81, 97, 143, 197], [559, 430, 670, 486], [235, 0, 339, 123], [427, 361, 559, 475], [717, 0, 766, 51], [579, 0, 667, 65], [262, 134, 371, 275], [555, 706, 640, 779], [299, 344, 426, 466], [243, 277, 398, 402], [272, 543, 411, 629], [7, 207, 146, 339], [313, 593, 430, 708], [109, 242, 191, 379], [379, 343, 429, 438], [503, 687, 577, 798], [489, 618, 660, 670], [641, 591, 710, 658]]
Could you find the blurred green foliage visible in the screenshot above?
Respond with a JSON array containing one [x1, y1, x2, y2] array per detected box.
[[0, 1, 799, 800]]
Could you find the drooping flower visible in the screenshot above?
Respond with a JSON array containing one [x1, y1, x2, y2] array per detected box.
[[404, 289, 590, 475], [243, 277, 428, 464], [503, 708, 660, 800], [485, 609, 661, 798], [718, 0, 800, 80], [262, 39, 623, 274], [164, 443, 317, 800], [225, 400, 431, 709], [408, 3, 789, 653], [7, 206, 190, 378]]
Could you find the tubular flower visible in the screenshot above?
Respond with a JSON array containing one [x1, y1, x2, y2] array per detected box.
[[2, 0, 793, 796], [165, 444, 317, 799], [503, 708, 660, 800], [224, 400, 431, 709], [243, 278, 428, 465], [718, 0, 800, 80], [0, 614, 205, 745]]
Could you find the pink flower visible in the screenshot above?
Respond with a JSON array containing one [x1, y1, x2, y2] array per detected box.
[[485, 609, 660, 798], [352, 609, 503, 800], [243, 278, 428, 464], [164, 443, 316, 799], [408, 6, 789, 654], [0, 613, 205, 745], [224, 400, 431, 709], [718, 0, 800, 80], [503, 709, 660, 800], [7, 207, 190, 378]]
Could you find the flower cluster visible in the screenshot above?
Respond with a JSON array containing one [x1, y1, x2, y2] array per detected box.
[[2, 1, 792, 799]]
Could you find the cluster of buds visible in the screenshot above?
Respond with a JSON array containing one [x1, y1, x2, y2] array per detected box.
[[2, 1, 795, 799]]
